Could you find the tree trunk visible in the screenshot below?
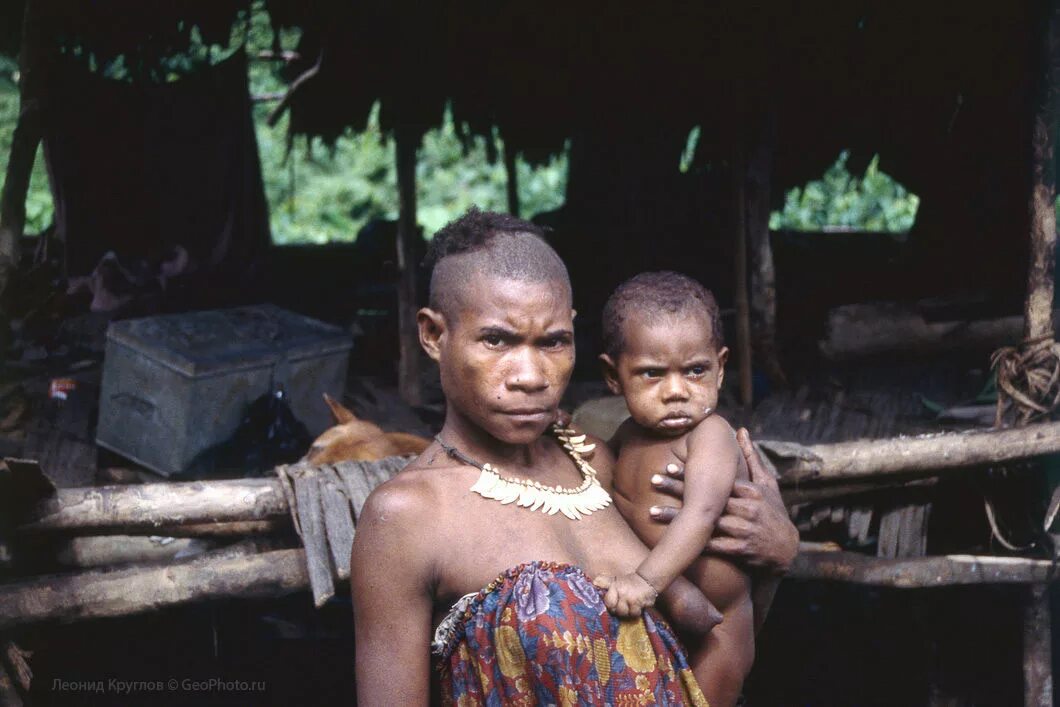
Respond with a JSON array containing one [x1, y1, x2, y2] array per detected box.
[[395, 125, 423, 406]]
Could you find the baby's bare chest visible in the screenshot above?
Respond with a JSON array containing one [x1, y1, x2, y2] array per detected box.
[[612, 435, 687, 507]]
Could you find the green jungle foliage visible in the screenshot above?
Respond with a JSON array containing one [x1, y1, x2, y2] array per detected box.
[[769, 150, 920, 233], [246, 5, 568, 244]]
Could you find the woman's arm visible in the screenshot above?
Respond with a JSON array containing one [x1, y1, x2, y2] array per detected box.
[[351, 479, 436, 705]]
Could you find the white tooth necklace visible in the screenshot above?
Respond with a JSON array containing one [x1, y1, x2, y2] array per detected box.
[[435, 426, 612, 520]]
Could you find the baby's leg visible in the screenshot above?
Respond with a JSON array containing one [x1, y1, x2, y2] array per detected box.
[[683, 558, 755, 707]]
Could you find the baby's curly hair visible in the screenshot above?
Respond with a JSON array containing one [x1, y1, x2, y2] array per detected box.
[[602, 271, 724, 359], [426, 206, 569, 316]]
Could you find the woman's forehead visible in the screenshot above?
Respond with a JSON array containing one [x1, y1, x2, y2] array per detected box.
[[452, 277, 573, 328]]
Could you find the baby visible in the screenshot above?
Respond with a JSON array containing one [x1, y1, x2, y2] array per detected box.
[[596, 271, 754, 707]]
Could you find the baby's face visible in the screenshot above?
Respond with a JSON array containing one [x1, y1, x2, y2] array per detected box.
[[604, 311, 728, 437]]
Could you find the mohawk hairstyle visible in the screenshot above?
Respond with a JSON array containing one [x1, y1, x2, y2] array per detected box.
[[426, 206, 570, 316], [601, 271, 724, 359]]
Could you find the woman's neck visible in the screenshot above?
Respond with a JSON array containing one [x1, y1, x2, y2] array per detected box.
[[438, 411, 548, 472]]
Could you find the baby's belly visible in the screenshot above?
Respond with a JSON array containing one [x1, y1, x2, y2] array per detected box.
[[685, 554, 752, 612]]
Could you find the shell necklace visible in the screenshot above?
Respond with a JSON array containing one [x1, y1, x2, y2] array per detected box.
[[435, 426, 612, 520]]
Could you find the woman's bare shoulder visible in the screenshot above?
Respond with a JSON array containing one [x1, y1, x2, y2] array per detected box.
[[361, 447, 470, 522]]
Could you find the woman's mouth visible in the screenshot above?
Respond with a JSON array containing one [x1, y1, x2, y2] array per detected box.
[[502, 408, 552, 423]]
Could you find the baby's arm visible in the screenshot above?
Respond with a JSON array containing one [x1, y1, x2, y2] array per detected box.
[[602, 415, 740, 617]]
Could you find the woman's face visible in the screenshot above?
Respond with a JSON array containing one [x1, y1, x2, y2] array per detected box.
[[430, 276, 575, 446]]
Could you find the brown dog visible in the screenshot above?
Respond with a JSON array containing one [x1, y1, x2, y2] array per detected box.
[[303, 394, 431, 465]]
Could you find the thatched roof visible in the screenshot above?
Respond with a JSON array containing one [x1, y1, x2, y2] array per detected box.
[[6, 0, 1045, 308]]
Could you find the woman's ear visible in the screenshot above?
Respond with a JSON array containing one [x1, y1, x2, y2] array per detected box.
[[716, 346, 730, 388], [418, 307, 446, 361], [599, 353, 623, 395]]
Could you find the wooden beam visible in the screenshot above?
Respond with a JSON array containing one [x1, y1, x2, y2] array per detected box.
[[746, 113, 785, 387], [781, 477, 937, 506], [1025, 1, 1060, 344], [775, 420, 1060, 486], [789, 550, 1057, 588], [395, 125, 423, 406], [1024, 584, 1053, 707], [18, 478, 290, 534], [0, 0, 46, 297], [0, 544, 308, 630], [732, 143, 753, 407]]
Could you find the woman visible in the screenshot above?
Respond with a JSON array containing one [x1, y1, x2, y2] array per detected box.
[[351, 208, 797, 704]]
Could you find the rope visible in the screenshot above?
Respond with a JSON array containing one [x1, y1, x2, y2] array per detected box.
[[991, 336, 1060, 425]]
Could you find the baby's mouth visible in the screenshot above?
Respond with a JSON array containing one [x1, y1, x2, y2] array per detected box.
[[658, 413, 693, 429]]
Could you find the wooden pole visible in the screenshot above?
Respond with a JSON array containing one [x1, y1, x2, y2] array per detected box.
[[1024, 584, 1053, 707], [733, 143, 754, 407], [504, 143, 520, 217], [790, 550, 1059, 588], [0, 0, 46, 297], [746, 113, 786, 387], [1025, 1, 1060, 344], [775, 420, 1060, 485], [395, 125, 423, 406], [0, 544, 308, 630], [19, 478, 290, 534]]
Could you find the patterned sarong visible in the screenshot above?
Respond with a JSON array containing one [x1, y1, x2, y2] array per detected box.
[[434, 561, 709, 706]]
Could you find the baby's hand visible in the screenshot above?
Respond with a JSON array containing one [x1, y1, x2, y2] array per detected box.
[[593, 572, 659, 617]]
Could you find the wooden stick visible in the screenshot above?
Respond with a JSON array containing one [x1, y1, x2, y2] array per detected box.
[[781, 477, 938, 505], [789, 550, 1058, 588], [395, 125, 423, 407], [0, 658, 22, 707], [0, 0, 46, 298], [746, 113, 786, 387], [732, 142, 753, 407], [504, 143, 520, 217], [1025, 1, 1060, 344], [18, 478, 289, 534], [266, 49, 323, 128], [776, 421, 1060, 485], [1024, 584, 1053, 707], [0, 544, 308, 630]]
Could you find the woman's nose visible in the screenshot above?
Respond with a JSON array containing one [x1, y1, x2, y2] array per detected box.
[[505, 350, 549, 392]]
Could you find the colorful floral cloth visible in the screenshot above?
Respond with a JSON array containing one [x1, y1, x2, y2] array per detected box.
[[435, 561, 709, 706]]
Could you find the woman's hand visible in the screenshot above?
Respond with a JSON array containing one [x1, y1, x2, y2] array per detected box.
[[649, 428, 799, 573]]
